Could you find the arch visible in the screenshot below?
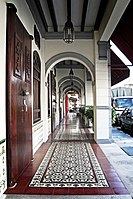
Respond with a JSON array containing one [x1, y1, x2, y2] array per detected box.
[[61, 80, 82, 89], [63, 84, 81, 93], [60, 79, 82, 96], [45, 52, 94, 81], [58, 76, 85, 88], [64, 87, 80, 95]]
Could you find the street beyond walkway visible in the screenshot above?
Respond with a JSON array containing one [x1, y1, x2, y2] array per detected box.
[[100, 127, 133, 198]]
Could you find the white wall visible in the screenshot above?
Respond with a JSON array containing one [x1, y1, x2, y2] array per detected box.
[[44, 39, 94, 65], [6, 0, 34, 33], [0, 0, 6, 142]]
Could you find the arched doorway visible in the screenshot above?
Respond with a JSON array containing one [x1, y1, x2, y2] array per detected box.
[[45, 52, 95, 137]]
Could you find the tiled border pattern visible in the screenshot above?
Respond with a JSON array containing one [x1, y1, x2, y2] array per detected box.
[[29, 142, 109, 188], [4, 129, 129, 195], [55, 128, 88, 140]]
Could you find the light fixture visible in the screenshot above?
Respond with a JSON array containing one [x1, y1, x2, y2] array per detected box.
[[69, 68, 74, 79], [63, 0, 74, 44], [71, 80, 74, 91], [71, 81, 74, 87], [63, 18, 74, 44]]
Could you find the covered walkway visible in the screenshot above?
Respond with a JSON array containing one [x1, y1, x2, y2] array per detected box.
[[1, 1, 133, 198], [3, 113, 132, 198]]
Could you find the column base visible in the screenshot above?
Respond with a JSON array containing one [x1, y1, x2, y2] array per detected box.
[[95, 139, 113, 144]]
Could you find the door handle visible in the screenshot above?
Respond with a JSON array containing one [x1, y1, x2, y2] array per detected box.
[[23, 99, 28, 112]]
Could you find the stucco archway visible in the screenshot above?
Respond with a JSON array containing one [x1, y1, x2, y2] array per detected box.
[[45, 52, 94, 82], [58, 76, 85, 88], [45, 51, 95, 140]]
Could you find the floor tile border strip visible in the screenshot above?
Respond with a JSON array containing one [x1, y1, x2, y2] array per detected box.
[[29, 142, 109, 188], [55, 128, 89, 141]]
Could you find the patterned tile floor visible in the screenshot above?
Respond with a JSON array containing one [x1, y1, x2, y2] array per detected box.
[[29, 141, 109, 188], [4, 113, 129, 195]]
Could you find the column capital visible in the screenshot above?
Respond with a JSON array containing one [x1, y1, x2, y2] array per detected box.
[[97, 41, 110, 60]]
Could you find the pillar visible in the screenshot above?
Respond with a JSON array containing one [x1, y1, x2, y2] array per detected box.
[[94, 32, 111, 142], [85, 81, 93, 106]]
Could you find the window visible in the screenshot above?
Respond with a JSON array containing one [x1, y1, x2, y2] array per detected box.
[[114, 98, 133, 108], [33, 51, 41, 123]]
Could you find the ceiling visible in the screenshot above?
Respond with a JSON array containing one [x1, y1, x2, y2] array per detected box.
[[26, 0, 132, 86], [25, 0, 108, 39]]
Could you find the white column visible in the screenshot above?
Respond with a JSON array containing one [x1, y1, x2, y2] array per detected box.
[[81, 87, 85, 105], [56, 83, 59, 125], [85, 81, 93, 106], [94, 32, 111, 142]]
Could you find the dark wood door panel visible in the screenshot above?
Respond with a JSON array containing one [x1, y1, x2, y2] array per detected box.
[[6, 3, 32, 186]]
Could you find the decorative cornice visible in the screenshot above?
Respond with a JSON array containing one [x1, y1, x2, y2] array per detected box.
[[97, 41, 110, 60], [44, 31, 94, 40]]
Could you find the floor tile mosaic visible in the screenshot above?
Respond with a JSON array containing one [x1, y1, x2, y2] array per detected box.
[[29, 141, 109, 188], [55, 128, 88, 140], [4, 114, 130, 196]]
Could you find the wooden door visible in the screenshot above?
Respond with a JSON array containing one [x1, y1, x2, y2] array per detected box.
[[6, 4, 32, 187]]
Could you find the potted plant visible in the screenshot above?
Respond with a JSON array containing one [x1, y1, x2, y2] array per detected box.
[[85, 105, 94, 126], [79, 105, 85, 118]]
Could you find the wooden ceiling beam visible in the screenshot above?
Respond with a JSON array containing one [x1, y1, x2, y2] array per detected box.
[[46, 0, 58, 32], [81, 0, 88, 32]]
